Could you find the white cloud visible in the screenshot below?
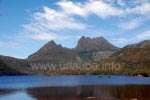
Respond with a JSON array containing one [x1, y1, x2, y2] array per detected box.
[[86, 0, 124, 18], [57, 0, 124, 18], [133, 0, 150, 5], [0, 42, 3, 45], [126, 3, 150, 15], [119, 12, 150, 30], [22, 0, 150, 41], [22, 6, 88, 40], [26, 6, 87, 30], [56, 0, 88, 17], [57, 0, 150, 18], [117, 1, 150, 30], [111, 38, 129, 45], [0, 41, 20, 48], [30, 33, 69, 40], [117, 0, 125, 6], [136, 31, 150, 40], [112, 30, 150, 46], [119, 18, 143, 30]]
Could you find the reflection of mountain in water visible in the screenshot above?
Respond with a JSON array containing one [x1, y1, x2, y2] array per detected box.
[[0, 89, 18, 96], [27, 85, 150, 100]]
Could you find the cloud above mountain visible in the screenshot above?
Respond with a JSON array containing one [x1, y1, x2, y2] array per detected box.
[[56, 0, 124, 18], [22, 0, 150, 41]]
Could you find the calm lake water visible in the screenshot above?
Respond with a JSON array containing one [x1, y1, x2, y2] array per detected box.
[[0, 75, 150, 100]]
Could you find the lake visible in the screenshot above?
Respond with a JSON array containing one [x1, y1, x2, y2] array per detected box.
[[0, 75, 150, 100]]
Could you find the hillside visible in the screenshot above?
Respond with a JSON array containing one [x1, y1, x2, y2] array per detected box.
[[94, 40, 150, 75], [0, 56, 31, 75], [0, 59, 22, 75]]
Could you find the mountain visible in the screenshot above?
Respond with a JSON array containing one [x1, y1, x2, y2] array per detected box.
[[28, 40, 80, 63], [28, 36, 119, 62], [76, 36, 119, 62], [1, 36, 120, 75], [0, 37, 150, 75], [76, 36, 118, 51]]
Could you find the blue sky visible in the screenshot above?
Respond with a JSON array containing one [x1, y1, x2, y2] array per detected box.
[[0, 0, 150, 59]]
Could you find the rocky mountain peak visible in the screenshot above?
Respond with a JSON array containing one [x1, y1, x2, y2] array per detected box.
[[41, 40, 63, 50], [47, 40, 57, 48], [76, 36, 119, 51], [28, 40, 63, 60], [80, 36, 86, 39]]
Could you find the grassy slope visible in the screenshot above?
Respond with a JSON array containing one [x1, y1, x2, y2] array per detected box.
[[97, 48, 150, 75]]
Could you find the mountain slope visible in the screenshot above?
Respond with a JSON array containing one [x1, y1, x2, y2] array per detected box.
[[112, 40, 150, 61], [94, 40, 150, 74], [124, 40, 150, 49]]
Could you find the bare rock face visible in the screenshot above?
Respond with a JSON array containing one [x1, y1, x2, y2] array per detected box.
[[39, 40, 60, 51], [76, 36, 119, 51], [92, 51, 115, 61]]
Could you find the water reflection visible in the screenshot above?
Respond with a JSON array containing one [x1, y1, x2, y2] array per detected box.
[[0, 89, 34, 100], [26, 85, 150, 100], [0, 89, 17, 96], [1, 75, 150, 100]]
